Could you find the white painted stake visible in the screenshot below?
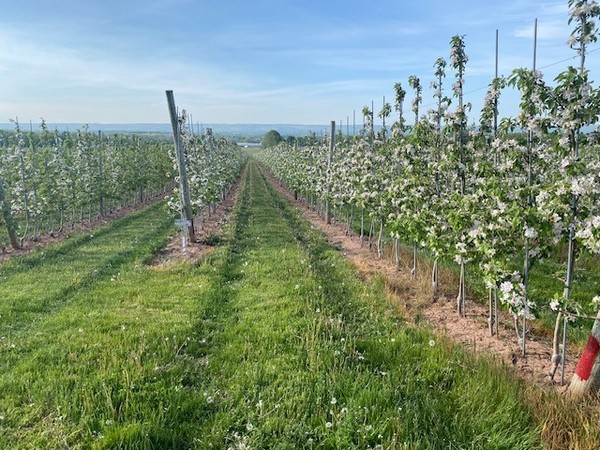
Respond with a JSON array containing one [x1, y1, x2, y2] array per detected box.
[[569, 310, 600, 398]]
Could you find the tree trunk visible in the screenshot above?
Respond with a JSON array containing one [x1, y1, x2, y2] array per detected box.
[[411, 241, 418, 277], [432, 258, 439, 300]]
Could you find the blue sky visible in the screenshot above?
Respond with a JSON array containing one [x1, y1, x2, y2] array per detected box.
[[1, 0, 597, 125]]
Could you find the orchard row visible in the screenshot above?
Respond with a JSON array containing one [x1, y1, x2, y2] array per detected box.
[[0, 120, 174, 250], [258, 0, 600, 392]]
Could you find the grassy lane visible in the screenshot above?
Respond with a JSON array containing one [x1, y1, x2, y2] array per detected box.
[[0, 202, 173, 337], [189, 162, 541, 449], [0, 164, 543, 449], [0, 202, 213, 448]]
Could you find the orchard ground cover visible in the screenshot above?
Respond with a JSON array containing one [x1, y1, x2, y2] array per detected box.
[[0, 161, 550, 449]]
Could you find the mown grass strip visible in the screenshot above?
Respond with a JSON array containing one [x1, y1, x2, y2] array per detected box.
[[0, 202, 173, 338], [0, 200, 218, 449], [187, 162, 541, 449]]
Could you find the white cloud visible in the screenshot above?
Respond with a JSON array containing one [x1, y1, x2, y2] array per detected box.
[[514, 20, 569, 41]]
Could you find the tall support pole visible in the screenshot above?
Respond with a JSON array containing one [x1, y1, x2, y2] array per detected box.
[[325, 120, 335, 224], [490, 29, 500, 337], [494, 29, 499, 138], [565, 9, 589, 389], [522, 19, 537, 357], [98, 130, 105, 216], [371, 100, 375, 140], [165, 90, 197, 243], [382, 95, 386, 142]]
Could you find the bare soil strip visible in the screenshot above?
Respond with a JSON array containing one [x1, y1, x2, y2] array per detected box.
[[152, 175, 243, 266]]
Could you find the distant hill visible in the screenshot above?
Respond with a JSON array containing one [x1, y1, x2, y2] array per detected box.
[[0, 123, 351, 142]]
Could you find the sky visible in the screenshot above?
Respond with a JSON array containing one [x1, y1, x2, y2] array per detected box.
[[1, 0, 598, 126]]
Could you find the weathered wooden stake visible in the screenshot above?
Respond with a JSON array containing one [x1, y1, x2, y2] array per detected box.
[[166, 90, 197, 243]]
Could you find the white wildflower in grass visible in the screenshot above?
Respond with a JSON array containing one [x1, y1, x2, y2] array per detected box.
[[331, 397, 337, 405], [325, 421, 333, 429], [246, 422, 254, 431], [429, 339, 435, 347], [294, 284, 300, 290], [550, 300, 560, 311], [592, 296, 600, 305]]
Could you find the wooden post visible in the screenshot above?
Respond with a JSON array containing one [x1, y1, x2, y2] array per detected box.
[[165, 90, 197, 243], [325, 121, 335, 224]]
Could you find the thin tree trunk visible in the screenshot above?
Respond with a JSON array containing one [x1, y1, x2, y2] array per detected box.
[[360, 208, 365, 246], [457, 262, 466, 316], [411, 241, 418, 277], [377, 219, 384, 259], [432, 258, 439, 300], [488, 288, 495, 336]]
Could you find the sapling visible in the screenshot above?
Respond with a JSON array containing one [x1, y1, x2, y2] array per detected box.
[[430, 57, 450, 298], [447, 35, 470, 316], [392, 82, 407, 269], [408, 75, 422, 278]]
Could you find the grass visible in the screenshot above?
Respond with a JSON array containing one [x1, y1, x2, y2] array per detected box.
[[0, 160, 583, 449]]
